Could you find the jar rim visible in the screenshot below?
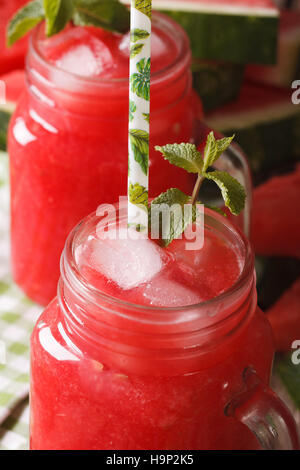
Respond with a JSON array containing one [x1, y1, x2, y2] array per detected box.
[[61, 204, 255, 318], [28, 12, 191, 88]]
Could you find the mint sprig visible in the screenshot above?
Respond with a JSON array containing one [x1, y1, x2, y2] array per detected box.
[[202, 133, 234, 173], [204, 170, 245, 216], [155, 143, 203, 174], [7, 0, 130, 46], [150, 189, 199, 247], [72, 0, 130, 33], [151, 132, 246, 246]]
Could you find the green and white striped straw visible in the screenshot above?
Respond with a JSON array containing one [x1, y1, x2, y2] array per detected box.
[[128, 0, 152, 232]]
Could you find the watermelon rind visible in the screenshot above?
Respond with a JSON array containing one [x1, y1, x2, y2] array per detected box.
[[246, 10, 300, 87], [149, 0, 279, 64], [205, 83, 300, 179], [192, 61, 244, 112]]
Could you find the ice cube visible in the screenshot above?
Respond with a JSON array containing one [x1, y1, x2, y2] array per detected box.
[[56, 40, 112, 77], [90, 227, 164, 290], [39, 26, 114, 78], [142, 277, 203, 307]]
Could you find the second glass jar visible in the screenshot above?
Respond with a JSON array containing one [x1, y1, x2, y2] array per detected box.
[[8, 12, 202, 305]]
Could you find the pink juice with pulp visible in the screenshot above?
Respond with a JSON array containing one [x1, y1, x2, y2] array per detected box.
[[9, 13, 202, 305], [30, 208, 277, 450]]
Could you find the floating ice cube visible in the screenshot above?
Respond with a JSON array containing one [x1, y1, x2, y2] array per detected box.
[[90, 227, 164, 290], [142, 277, 203, 307], [56, 40, 112, 77]]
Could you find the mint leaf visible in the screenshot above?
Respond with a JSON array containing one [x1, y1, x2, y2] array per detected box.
[[7, 0, 44, 46], [150, 188, 198, 247], [44, 0, 73, 36], [130, 43, 144, 58], [129, 183, 148, 211], [7, 0, 130, 45], [131, 28, 149, 43], [129, 129, 149, 175], [151, 188, 189, 208], [155, 143, 203, 174], [151, 133, 246, 246], [131, 58, 151, 101], [134, 0, 152, 19], [202, 132, 234, 173], [204, 171, 246, 216], [73, 0, 130, 33]]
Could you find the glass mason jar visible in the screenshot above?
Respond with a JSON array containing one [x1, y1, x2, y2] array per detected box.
[[30, 206, 298, 450], [8, 13, 252, 307]]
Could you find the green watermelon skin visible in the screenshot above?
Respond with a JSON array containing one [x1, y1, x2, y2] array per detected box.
[[192, 60, 244, 112], [246, 10, 300, 87], [223, 114, 300, 179], [160, 9, 279, 65], [205, 82, 300, 180]]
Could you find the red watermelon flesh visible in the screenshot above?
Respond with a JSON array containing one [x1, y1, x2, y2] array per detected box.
[[0, 69, 25, 110], [267, 277, 300, 352], [0, 0, 29, 74], [251, 165, 300, 259]]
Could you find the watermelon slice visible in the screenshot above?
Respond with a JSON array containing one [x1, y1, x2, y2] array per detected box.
[[251, 165, 300, 259], [205, 81, 300, 179], [192, 59, 244, 112], [266, 277, 300, 352], [148, 0, 279, 64], [0, 1, 29, 75], [0, 69, 25, 151], [246, 10, 300, 87]]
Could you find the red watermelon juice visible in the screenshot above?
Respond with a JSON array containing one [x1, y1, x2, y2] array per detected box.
[[29, 206, 289, 450]]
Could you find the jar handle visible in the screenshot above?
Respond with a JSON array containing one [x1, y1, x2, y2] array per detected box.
[[225, 367, 299, 450]]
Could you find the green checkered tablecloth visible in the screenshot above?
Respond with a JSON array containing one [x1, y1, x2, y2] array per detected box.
[[0, 151, 298, 450], [0, 151, 42, 450]]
